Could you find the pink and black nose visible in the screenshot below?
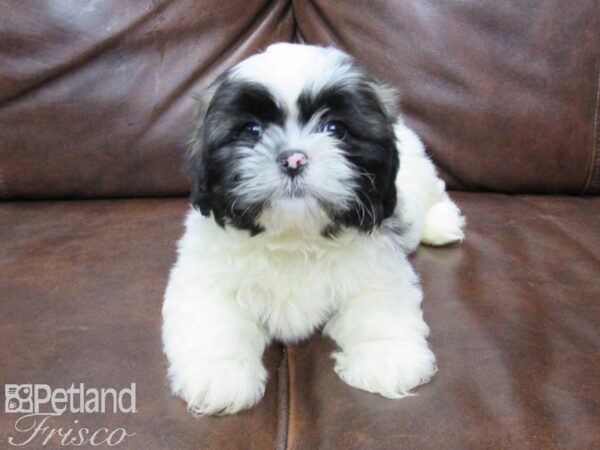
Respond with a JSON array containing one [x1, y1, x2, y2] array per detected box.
[[278, 150, 308, 177]]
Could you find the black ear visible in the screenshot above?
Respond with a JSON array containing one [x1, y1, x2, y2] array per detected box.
[[187, 110, 211, 216], [370, 79, 400, 220], [367, 79, 399, 119], [188, 139, 211, 216], [186, 77, 225, 216], [381, 149, 399, 219]]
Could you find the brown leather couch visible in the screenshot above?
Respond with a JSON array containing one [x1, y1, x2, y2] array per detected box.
[[1, 1, 599, 449]]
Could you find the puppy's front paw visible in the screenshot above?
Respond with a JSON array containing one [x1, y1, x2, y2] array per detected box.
[[168, 357, 267, 415], [332, 340, 437, 398]]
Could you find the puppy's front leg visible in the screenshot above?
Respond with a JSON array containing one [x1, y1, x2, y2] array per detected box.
[[324, 263, 436, 398], [162, 263, 269, 415]]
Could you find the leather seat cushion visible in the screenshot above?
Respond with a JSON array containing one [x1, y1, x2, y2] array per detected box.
[[1, 193, 598, 448]]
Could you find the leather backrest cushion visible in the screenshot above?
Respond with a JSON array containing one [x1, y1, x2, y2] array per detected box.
[[295, 0, 600, 194], [0, 0, 294, 199], [1, 1, 599, 198]]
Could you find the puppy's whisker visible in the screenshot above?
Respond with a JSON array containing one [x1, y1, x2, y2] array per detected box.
[[230, 197, 239, 215], [359, 169, 377, 193]]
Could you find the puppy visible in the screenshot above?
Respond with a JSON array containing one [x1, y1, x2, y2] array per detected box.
[[162, 43, 465, 415]]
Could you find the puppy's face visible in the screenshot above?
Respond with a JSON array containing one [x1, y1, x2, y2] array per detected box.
[[189, 43, 399, 236]]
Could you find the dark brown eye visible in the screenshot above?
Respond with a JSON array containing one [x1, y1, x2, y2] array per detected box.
[[321, 121, 346, 139], [243, 122, 263, 137]]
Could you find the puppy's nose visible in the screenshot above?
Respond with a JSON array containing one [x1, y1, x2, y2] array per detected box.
[[278, 150, 308, 176]]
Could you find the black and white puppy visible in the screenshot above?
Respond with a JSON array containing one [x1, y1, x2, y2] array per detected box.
[[162, 43, 465, 415]]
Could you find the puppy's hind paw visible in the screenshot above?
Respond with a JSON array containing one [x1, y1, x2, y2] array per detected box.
[[421, 200, 465, 246]]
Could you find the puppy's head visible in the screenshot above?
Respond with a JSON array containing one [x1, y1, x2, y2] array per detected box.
[[189, 43, 399, 236]]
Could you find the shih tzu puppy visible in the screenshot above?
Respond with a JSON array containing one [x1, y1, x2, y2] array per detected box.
[[162, 43, 465, 415]]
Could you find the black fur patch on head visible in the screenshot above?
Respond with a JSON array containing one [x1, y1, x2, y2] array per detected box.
[[298, 77, 399, 232], [188, 78, 285, 234]]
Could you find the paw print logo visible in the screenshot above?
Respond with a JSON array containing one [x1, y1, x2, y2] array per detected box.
[[5, 385, 33, 413]]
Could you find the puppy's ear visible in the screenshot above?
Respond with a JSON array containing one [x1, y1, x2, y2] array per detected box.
[[381, 151, 399, 219], [368, 80, 399, 119], [369, 79, 400, 220], [186, 77, 224, 216]]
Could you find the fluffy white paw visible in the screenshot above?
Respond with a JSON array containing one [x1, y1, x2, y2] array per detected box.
[[332, 341, 437, 398], [169, 357, 267, 415], [421, 201, 465, 246]]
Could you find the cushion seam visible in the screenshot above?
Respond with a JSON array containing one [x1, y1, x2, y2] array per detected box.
[[584, 63, 600, 193], [0, 166, 8, 200], [276, 345, 290, 450]]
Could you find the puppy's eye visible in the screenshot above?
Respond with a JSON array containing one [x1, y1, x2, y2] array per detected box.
[[243, 122, 263, 137], [321, 121, 346, 139]]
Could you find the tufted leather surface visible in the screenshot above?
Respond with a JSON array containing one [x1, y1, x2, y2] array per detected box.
[[294, 0, 600, 194], [0, 0, 294, 200], [1, 193, 599, 449], [0, 198, 285, 450], [1, 1, 599, 198], [285, 193, 600, 450]]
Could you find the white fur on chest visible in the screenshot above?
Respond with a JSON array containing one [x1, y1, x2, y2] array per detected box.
[[173, 210, 407, 342], [233, 246, 341, 341]]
